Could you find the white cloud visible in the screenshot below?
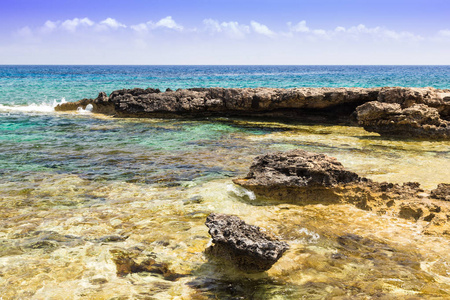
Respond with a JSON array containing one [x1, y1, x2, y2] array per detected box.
[[40, 20, 58, 34], [203, 19, 222, 33], [250, 21, 275, 37], [438, 29, 450, 37], [286, 22, 421, 41], [98, 18, 126, 30], [17, 26, 33, 37], [12, 17, 430, 44], [203, 19, 250, 39], [130, 16, 184, 33], [130, 23, 149, 33], [61, 18, 94, 32], [154, 16, 183, 31], [288, 20, 310, 33], [343, 24, 422, 41]]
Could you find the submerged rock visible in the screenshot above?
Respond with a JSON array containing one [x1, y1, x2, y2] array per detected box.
[[109, 247, 186, 280], [205, 213, 289, 272]]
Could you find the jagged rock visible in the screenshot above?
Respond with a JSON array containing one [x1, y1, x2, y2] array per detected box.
[[55, 87, 379, 118], [431, 184, 450, 201], [356, 101, 450, 139], [205, 213, 289, 272], [233, 149, 361, 189]]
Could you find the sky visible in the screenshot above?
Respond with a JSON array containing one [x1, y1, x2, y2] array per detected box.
[[1, 0, 449, 65]]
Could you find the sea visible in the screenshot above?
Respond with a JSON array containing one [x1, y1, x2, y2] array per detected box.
[[1, 65, 450, 299]]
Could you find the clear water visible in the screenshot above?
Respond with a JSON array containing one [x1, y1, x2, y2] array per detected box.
[[0, 66, 450, 299], [1, 65, 449, 105]]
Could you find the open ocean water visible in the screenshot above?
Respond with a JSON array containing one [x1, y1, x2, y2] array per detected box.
[[1, 65, 450, 299]]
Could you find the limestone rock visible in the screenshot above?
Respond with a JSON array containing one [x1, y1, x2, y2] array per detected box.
[[55, 86, 450, 139], [356, 101, 450, 139], [233, 149, 361, 189], [205, 213, 289, 272], [431, 184, 450, 201], [233, 149, 450, 236]]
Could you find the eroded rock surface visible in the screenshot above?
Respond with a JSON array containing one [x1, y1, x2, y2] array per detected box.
[[234, 149, 450, 235], [356, 101, 450, 139], [431, 184, 450, 201], [55, 87, 379, 118], [205, 213, 289, 272], [233, 149, 361, 188]]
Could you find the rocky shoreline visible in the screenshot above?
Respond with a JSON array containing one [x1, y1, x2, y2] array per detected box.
[[55, 86, 450, 139], [233, 149, 450, 236]]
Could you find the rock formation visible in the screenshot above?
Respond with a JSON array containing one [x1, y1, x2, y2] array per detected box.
[[55, 86, 450, 139], [233, 149, 450, 235], [205, 213, 289, 272], [356, 102, 450, 139], [55, 87, 379, 119]]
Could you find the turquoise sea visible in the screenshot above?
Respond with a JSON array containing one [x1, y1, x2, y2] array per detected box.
[[1, 65, 450, 299]]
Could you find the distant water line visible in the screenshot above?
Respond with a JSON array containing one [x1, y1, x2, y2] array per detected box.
[[0, 65, 449, 106]]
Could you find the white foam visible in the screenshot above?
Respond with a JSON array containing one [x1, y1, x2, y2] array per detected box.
[[293, 227, 320, 244], [227, 184, 256, 200], [0, 98, 67, 113], [76, 103, 93, 114]]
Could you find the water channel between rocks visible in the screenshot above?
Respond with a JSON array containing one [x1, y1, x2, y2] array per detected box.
[[1, 112, 449, 299]]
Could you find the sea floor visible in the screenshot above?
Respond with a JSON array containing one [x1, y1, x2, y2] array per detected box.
[[1, 112, 450, 299]]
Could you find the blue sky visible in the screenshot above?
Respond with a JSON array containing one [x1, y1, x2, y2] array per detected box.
[[1, 0, 449, 64]]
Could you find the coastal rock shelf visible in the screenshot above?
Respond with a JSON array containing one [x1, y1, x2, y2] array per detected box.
[[55, 86, 450, 139], [234, 149, 450, 236]]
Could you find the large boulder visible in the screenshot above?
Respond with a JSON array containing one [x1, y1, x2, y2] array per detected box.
[[205, 213, 289, 272]]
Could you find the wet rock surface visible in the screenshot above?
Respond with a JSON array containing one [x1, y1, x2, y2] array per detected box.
[[234, 149, 450, 235], [205, 213, 289, 272], [55, 86, 450, 139]]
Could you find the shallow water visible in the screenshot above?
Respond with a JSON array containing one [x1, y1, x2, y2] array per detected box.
[[1, 65, 450, 299], [1, 109, 450, 299]]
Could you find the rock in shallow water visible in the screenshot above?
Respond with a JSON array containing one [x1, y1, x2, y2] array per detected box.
[[356, 101, 450, 139], [431, 184, 450, 201], [233, 149, 361, 188], [205, 213, 289, 273], [233, 149, 450, 236]]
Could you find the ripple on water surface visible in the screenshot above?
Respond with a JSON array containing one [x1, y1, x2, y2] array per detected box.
[[0, 112, 450, 299]]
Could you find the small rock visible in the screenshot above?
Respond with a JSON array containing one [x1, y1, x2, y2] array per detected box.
[[431, 183, 450, 201], [205, 213, 289, 273]]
